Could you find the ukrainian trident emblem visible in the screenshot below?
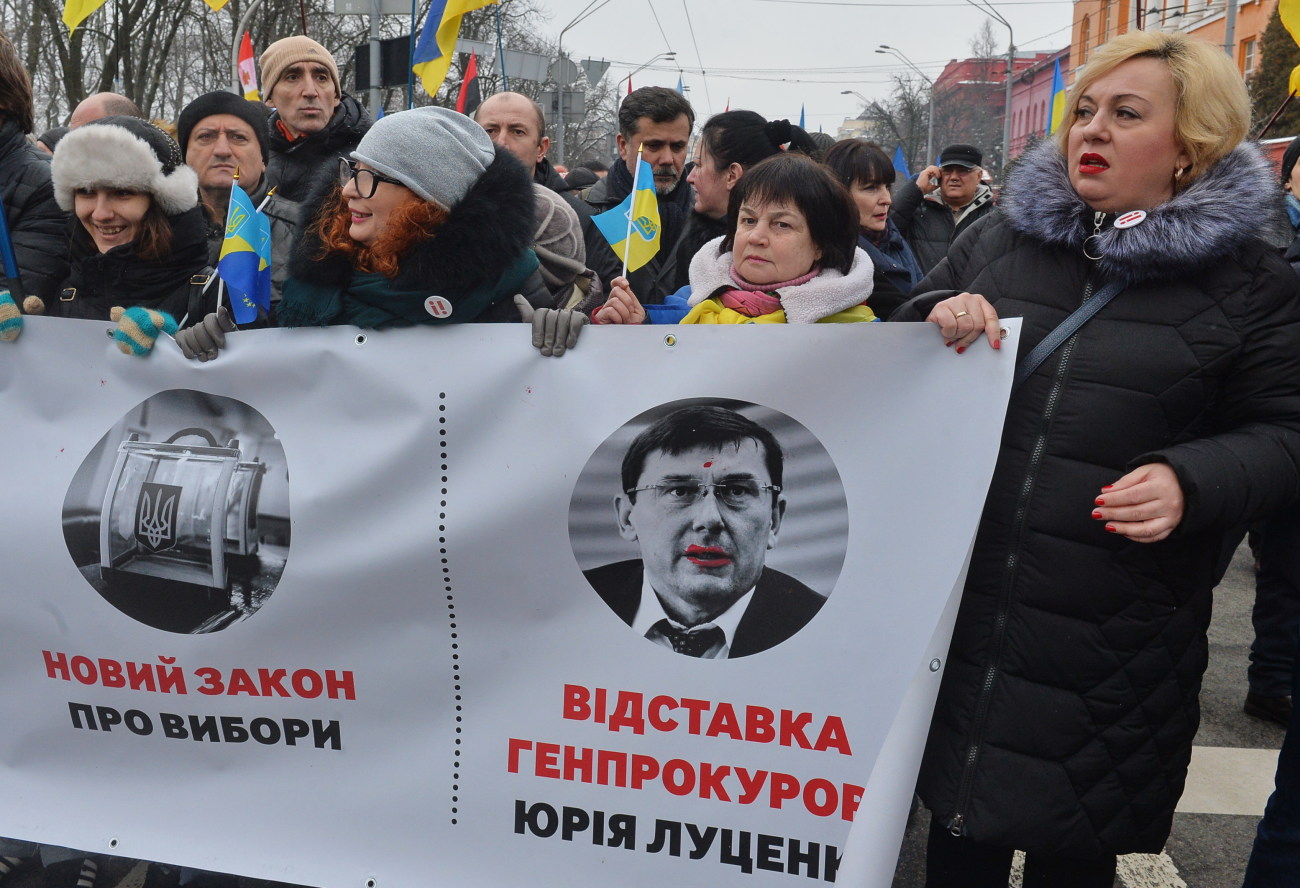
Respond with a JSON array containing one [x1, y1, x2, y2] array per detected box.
[[135, 482, 181, 552]]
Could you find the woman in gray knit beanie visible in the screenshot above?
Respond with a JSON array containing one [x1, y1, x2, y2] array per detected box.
[[178, 106, 586, 359], [281, 105, 560, 328]]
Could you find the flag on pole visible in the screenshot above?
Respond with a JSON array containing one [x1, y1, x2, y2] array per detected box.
[[412, 0, 496, 98], [725, 97, 730, 112], [892, 145, 911, 180], [62, 0, 108, 33], [202, 0, 229, 10], [675, 75, 684, 94], [799, 103, 806, 129], [455, 51, 481, 115], [591, 151, 661, 274], [238, 31, 260, 102], [217, 183, 272, 325], [627, 77, 633, 95], [1047, 58, 1067, 135]]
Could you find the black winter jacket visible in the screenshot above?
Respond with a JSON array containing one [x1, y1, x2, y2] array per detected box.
[[581, 158, 694, 304], [55, 206, 213, 324], [0, 119, 68, 302], [909, 140, 1300, 858], [266, 94, 370, 202], [892, 176, 993, 275]]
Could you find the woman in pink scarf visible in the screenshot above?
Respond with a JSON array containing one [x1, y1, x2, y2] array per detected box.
[[594, 153, 876, 325]]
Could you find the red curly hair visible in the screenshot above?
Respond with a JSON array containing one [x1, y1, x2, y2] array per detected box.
[[314, 185, 448, 278]]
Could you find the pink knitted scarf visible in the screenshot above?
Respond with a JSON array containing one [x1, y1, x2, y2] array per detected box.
[[721, 265, 820, 317]]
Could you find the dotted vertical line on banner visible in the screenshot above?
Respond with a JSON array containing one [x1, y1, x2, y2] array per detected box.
[[440, 391, 461, 826]]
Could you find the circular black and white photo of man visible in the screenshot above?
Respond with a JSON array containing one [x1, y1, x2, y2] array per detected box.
[[570, 399, 848, 659], [62, 389, 290, 634]]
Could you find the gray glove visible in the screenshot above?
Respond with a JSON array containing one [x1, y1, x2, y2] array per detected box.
[[175, 306, 236, 362], [514, 294, 588, 357]]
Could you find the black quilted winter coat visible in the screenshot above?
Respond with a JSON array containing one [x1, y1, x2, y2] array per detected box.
[[0, 118, 67, 301], [909, 139, 1300, 858]]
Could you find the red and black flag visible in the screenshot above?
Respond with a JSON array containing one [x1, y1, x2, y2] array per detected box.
[[455, 51, 481, 116]]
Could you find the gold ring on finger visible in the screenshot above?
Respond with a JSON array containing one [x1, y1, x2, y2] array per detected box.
[[953, 310, 969, 319]]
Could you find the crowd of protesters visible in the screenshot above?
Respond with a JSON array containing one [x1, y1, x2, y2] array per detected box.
[[2, 19, 1300, 888]]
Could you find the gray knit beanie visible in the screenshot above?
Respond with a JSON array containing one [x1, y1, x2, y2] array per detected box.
[[531, 185, 585, 264], [351, 106, 495, 210]]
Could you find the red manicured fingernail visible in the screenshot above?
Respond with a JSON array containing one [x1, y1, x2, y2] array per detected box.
[[956, 346, 966, 354], [1102, 485, 1113, 491], [1095, 497, 1105, 506], [1091, 510, 1103, 519], [1105, 524, 1117, 533], [945, 340, 953, 347], [993, 339, 1001, 349]]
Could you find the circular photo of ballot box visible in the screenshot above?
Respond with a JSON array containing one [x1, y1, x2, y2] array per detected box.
[[62, 390, 290, 634], [570, 398, 848, 659]]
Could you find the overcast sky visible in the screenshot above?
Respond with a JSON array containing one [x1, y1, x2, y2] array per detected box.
[[532, 0, 1076, 131]]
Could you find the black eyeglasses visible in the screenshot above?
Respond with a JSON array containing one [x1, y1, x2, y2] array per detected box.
[[625, 480, 781, 511], [338, 158, 403, 198]]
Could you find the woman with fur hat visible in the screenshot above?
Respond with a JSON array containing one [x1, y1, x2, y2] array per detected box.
[[896, 31, 1300, 887], [269, 106, 579, 350], [47, 115, 214, 353]]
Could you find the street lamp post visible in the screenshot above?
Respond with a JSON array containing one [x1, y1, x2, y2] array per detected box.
[[875, 45, 934, 163], [555, 0, 613, 167], [231, 0, 266, 94], [614, 51, 677, 94], [964, 0, 1014, 175]]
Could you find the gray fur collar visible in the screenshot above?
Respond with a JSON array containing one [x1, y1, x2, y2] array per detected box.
[[1001, 139, 1276, 285]]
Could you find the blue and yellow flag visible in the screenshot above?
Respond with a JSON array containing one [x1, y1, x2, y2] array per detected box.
[[412, 0, 497, 98], [1048, 58, 1067, 135], [592, 153, 661, 274], [217, 184, 271, 325]]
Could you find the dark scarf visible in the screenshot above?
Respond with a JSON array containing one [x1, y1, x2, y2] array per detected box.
[[670, 212, 728, 292], [59, 206, 210, 320], [604, 157, 693, 255], [858, 218, 923, 293]]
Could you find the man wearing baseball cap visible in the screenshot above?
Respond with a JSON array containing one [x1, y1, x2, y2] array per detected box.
[[892, 142, 994, 276], [259, 35, 370, 201]]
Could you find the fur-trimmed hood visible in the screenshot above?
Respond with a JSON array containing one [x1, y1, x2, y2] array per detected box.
[[1000, 139, 1277, 285], [687, 235, 875, 324], [288, 144, 536, 296]]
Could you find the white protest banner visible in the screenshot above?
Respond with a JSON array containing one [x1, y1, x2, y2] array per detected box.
[[0, 316, 1017, 887]]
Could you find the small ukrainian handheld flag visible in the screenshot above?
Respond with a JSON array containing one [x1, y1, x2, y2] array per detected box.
[[412, 0, 497, 98], [1048, 58, 1067, 135], [217, 184, 271, 325], [592, 152, 661, 275]]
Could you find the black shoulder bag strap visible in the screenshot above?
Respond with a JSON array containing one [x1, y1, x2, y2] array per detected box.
[[1012, 279, 1124, 392]]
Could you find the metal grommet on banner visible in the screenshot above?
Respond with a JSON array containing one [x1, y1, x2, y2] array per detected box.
[[364, 879, 377, 888], [355, 333, 368, 346], [664, 333, 677, 348], [929, 658, 942, 672], [108, 838, 119, 849], [999, 327, 1008, 341]]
